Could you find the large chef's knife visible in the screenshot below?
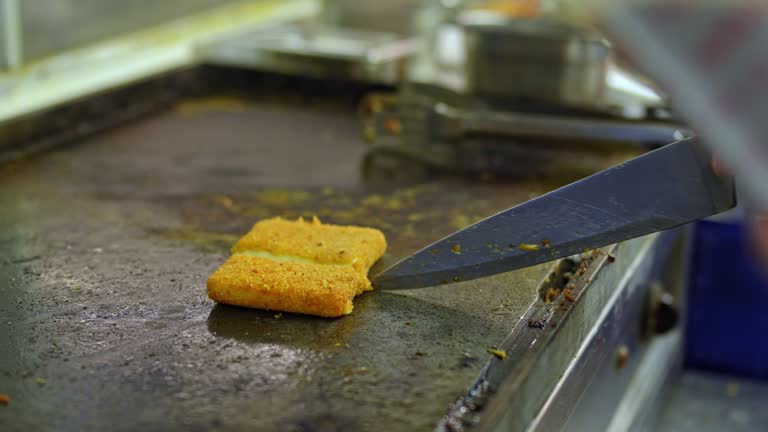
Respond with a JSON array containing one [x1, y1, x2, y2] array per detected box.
[[372, 137, 735, 290]]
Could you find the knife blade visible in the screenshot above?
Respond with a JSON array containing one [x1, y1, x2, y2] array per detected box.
[[372, 137, 735, 290]]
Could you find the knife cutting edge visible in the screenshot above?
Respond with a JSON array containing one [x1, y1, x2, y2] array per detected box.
[[372, 137, 736, 290]]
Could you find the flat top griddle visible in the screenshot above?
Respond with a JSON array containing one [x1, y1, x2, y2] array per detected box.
[[0, 88, 617, 431]]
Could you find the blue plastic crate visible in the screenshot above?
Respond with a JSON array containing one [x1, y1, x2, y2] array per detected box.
[[685, 220, 768, 380]]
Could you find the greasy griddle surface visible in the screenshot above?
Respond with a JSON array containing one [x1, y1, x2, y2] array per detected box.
[[1, 98, 565, 431]]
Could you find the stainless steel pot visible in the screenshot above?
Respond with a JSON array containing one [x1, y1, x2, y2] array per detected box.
[[459, 11, 610, 110]]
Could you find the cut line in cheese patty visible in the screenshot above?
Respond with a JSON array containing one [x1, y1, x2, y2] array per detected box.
[[207, 216, 387, 317]]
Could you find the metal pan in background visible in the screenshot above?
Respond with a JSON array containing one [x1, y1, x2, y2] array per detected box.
[[459, 10, 610, 111]]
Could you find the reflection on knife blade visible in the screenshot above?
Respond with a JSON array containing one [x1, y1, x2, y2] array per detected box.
[[372, 137, 735, 290]]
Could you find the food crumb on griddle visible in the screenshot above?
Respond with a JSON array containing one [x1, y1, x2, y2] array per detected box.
[[487, 348, 506, 360], [544, 287, 559, 303], [35, 378, 46, 386], [0, 394, 10, 406], [519, 243, 539, 251], [385, 118, 402, 134], [563, 289, 575, 302], [451, 244, 462, 254]]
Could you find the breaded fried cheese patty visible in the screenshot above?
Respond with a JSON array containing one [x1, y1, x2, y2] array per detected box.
[[207, 217, 387, 317]]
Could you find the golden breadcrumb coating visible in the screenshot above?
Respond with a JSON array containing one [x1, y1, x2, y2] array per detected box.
[[232, 216, 387, 273], [208, 217, 387, 317], [208, 255, 368, 317]]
